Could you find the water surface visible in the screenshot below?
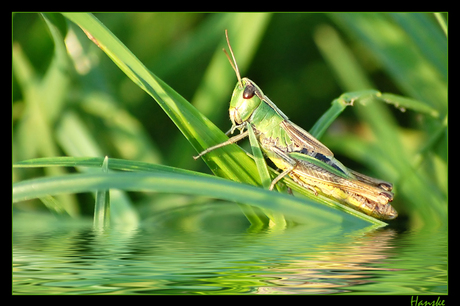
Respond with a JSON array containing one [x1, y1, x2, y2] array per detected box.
[[13, 206, 447, 295]]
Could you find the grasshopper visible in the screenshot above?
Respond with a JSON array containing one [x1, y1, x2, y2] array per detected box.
[[194, 30, 397, 220]]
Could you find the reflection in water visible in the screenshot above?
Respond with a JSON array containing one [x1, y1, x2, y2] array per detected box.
[[13, 210, 447, 295], [256, 228, 402, 294]]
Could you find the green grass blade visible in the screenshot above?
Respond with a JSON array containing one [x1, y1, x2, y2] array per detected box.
[[37, 195, 71, 216], [308, 95, 350, 139], [93, 156, 110, 230], [434, 13, 447, 37], [247, 125, 272, 190], [314, 24, 374, 91], [63, 13, 261, 187], [247, 124, 286, 228], [12, 18, 79, 217], [14, 156, 386, 226], [379, 93, 439, 118], [388, 13, 447, 79], [13, 170, 382, 227], [309, 89, 439, 141]]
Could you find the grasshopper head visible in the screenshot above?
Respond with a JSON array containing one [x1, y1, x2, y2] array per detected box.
[[229, 77, 263, 127]]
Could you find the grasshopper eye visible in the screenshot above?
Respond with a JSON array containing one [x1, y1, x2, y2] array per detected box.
[[243, 85, 255, 99]]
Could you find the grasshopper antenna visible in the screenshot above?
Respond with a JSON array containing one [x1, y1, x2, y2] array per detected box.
[[223, 29, 243, 88]]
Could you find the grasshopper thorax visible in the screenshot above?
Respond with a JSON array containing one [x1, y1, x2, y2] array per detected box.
[[229, 77, 264, 127]]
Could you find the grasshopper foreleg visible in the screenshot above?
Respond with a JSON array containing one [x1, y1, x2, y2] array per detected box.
[[193, 130, 249, 160]]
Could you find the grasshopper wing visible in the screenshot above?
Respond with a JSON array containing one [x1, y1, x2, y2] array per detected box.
[[261, 95, 333, 157], [292, 158, 394, 205], [281, 120, 334, 157]]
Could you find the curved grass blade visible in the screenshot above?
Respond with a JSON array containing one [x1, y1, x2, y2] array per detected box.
[[247, 125, 272, 190], [13, 170, 385, 227], [247, 124, 286, 228], [14, 156, 388, 226]]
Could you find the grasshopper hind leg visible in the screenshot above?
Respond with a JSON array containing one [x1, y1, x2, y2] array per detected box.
[[269, 162, 319, 196], [288, 172, 319, 196], [263, 145, 300, 191], [269, 165, 294, 191]]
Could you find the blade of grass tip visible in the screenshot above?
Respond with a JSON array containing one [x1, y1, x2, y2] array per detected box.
[[38, 195, 72, 217], [379, 93, 440, 118], [39, 13, 73, 122], [434, 13, 447, 37], [93, 156, 110, 230], [238, 203, 270, 229], [56, 111, 139, 227]]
